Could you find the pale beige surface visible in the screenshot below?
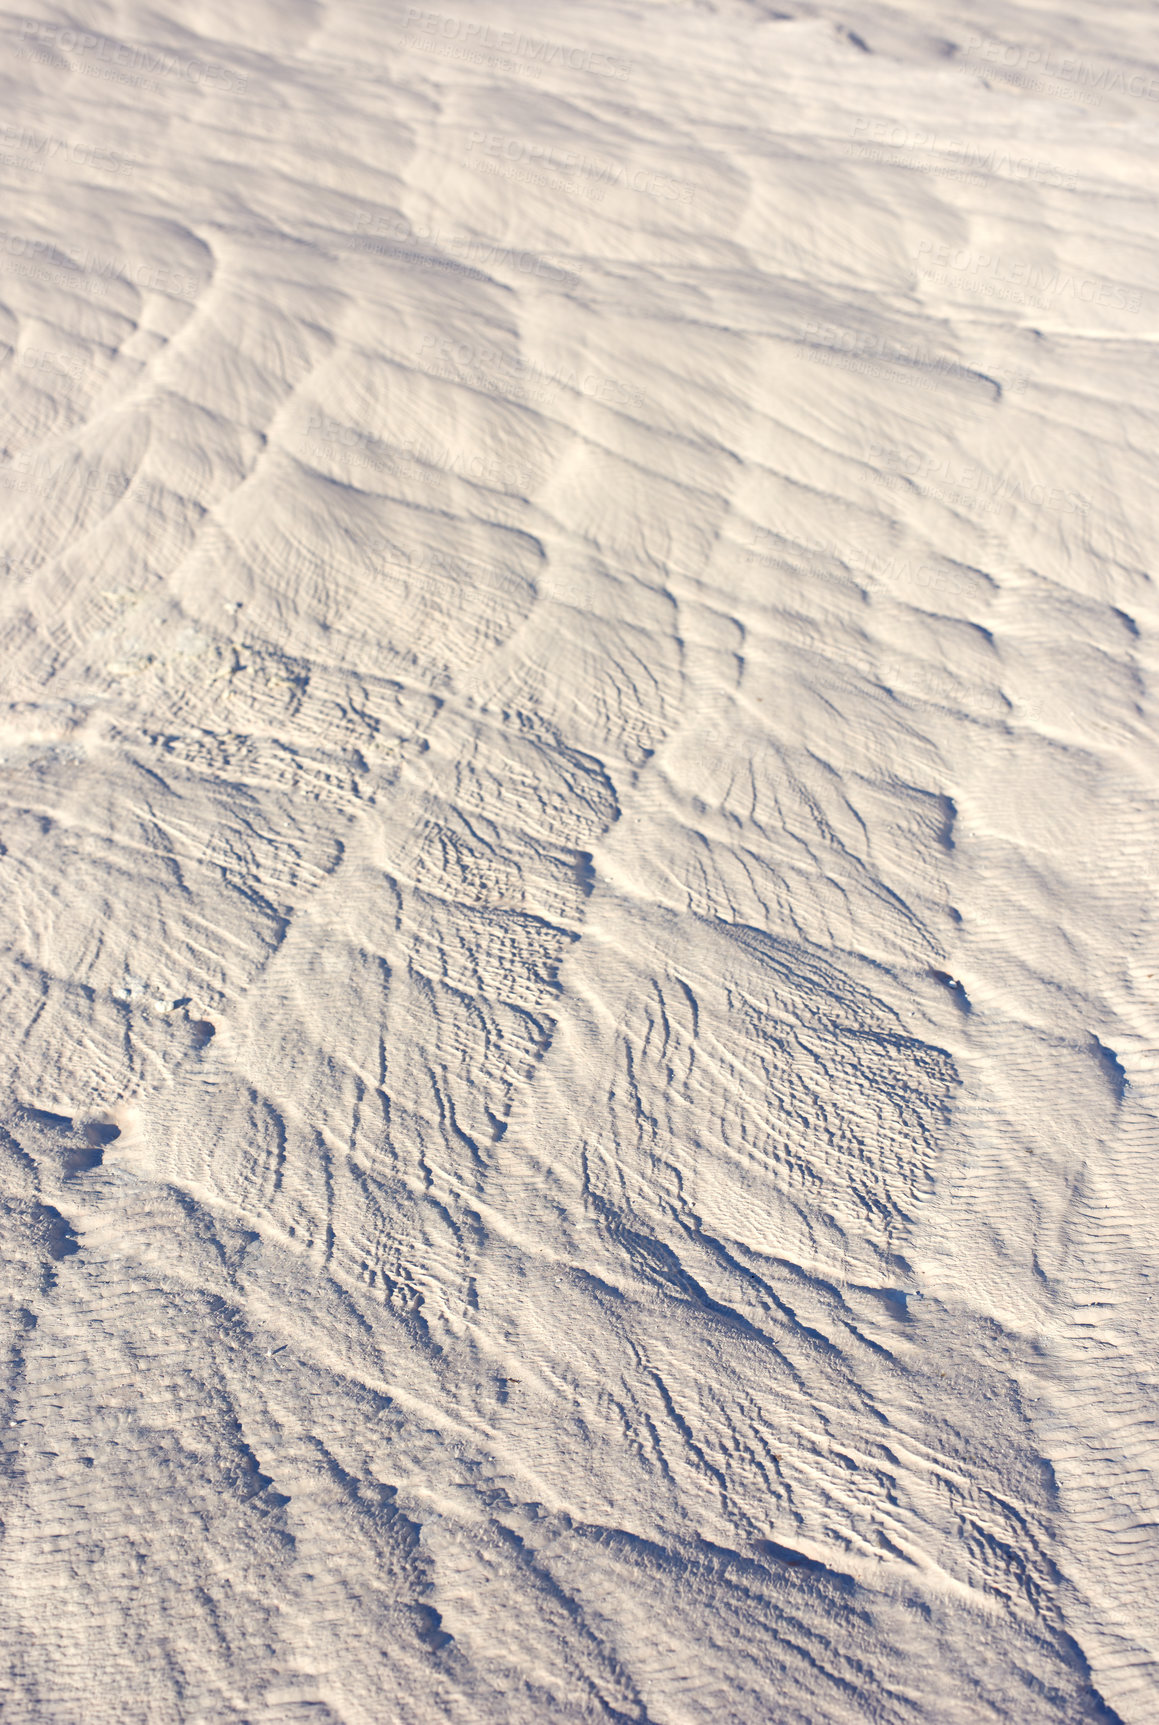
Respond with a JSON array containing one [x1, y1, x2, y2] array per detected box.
[[0, 2, 1157, 1720]]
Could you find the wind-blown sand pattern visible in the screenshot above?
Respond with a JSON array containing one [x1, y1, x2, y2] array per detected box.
[[0, 2, 1156, 1720]]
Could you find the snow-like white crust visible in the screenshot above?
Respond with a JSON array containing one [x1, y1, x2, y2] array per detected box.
[[0, 3, 1155, 1719]]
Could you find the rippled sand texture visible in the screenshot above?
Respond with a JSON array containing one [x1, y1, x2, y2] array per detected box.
[[0, 2, 1157, 1720]]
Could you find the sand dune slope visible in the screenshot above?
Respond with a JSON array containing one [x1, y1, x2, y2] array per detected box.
[[0, 2, 1157, 1719]]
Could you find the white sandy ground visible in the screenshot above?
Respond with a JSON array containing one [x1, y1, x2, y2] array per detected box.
[[0, 0, 1156, 1718]]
